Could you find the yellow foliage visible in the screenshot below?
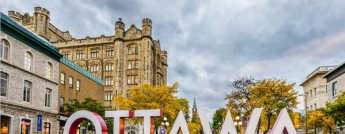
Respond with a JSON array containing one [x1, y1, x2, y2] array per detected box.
[[293, 112, 300, 129], [306, 111, 336, 133]]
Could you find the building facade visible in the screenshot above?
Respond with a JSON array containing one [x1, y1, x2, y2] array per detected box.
[[1, 12, 62, 134], [8, 7, 168, 109], [58, 57, 104, 133], [300, 66, 336, 111]]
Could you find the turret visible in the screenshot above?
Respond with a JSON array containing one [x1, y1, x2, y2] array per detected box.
[[33, 7, 50, 41], [142, 18, 152, 37], [8, 11, 23, 22], [115, 18, 125, 39]]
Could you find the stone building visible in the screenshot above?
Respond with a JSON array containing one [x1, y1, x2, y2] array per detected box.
[[1, 12, 62, 134], [300, 66, 336, 111], [8, 7, 168, 109], [57, 57, 104, 133]]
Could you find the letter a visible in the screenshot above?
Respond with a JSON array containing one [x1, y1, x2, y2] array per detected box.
[[170, 110, 190, 134], [270, 108, 297, 134]]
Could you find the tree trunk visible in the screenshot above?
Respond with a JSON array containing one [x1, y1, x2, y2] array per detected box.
[[256, 119, 261, 134]]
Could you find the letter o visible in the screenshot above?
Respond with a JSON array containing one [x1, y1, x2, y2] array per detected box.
[[63, 110, 108, 134]]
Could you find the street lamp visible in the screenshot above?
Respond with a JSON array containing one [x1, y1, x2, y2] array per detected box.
[[234, 116, 242, 134], [161, 117, 169, 129]]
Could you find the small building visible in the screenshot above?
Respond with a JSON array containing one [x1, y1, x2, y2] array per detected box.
[[300, 66, 336, 111], [1, 12, 62, 134], [57, 57, 104, 133]]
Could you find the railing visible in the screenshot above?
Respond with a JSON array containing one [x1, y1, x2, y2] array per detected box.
[[306, 66, 335, 79]]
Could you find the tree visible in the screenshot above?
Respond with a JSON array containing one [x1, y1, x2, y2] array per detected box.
[[212, 108, 226, 132], [323, 92, 345, 126], [293, 112, 301, 129], [113, 83, 183, 134], [306, 110, 336, 134], [225, 78, 299, 134], [64, 97, 114, 133]]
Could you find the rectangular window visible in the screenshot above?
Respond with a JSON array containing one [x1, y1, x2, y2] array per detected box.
[[91, 50, 99, 58], [135, 60, 138, 69], [45, 89, 51, 107], [314, 88, 316, 97], [60, 73, 65, 84], [106, 48, 114, 57], [326, 85, 328, 94], [68, 99, 73, 104], [90, 64, 99, 72], [60, 97, 64, 112], [63, 52, 70, 59], [1, 72, 8, 97], [21, 119, 31, 134], [106, 63, 114, 71], [127, 61, 131, 69], [69, 77, 73, 88], [134, 76, 138, 84], [127, 76, 131, 84], [23, 80, 31, 102], [332, 82, 338, 97], [43, 122, 51, 134], [128, 47, 131, 54], [76, 51, 84, 59], [76, 80, 80, 91], [105, 77, 113, 86], [314, 103, 317, 109], [135, 47, 139, 54]]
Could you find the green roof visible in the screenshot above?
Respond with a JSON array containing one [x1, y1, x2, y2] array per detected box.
[[0, 12, 62, 61], [60, 57, 104, 86]]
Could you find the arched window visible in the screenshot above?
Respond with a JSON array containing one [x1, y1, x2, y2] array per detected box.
[[46, 62, 52, 79], [24, 52, 33, 70], [0, 39, 9, 60]]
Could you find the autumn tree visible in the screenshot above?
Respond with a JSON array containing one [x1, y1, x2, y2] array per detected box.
[[113, 83, 187, 134], [306, 110, 336, 134], [293, 112, 301, 129], [225, 78, 299, 134]]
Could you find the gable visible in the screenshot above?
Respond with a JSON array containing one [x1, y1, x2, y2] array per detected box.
[[124, 25, 142, 39]]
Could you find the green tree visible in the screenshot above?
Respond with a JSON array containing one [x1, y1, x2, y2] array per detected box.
[[323, 92, 345, 126], [212, 108, 226, 132], [64, 97, 114, 133]]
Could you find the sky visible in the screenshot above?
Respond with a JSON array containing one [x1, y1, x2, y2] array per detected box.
[[2, 0, 345, 120]]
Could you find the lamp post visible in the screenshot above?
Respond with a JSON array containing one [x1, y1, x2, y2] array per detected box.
[[234, 116, 242, 134], [161, 117, 169, 134]]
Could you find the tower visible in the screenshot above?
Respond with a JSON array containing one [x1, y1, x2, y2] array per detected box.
[[115, 18, 125, 39], [33, 7, 50, 41], [142, 18, 152, 37], [192, 98, 197, 116]]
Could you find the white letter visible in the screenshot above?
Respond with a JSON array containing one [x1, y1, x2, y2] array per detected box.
[[105, 110, 134, 134], [197, 109, 212, 134], [170, 110, 190, 134], [270, 108, 297, 134], [244, 108, 263, 134], [135, 109, 162, 134]]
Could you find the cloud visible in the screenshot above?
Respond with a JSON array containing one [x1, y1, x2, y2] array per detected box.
[[2, 0, 345, 121]]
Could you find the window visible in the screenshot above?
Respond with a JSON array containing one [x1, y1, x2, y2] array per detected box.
[[69, 77, 73, 88], [46, 62, 52, 79], [326, 85, 328, 94], [306, 92, 308, 100], [314, 88, 316, 97], [62, 52, 70, 59], [45, 89, 51, 107], [76, 80, 80, 91], [105, 63, 114, 71], [105, 91, 113, 101], [23, 80, 31, 102], [60, 73, 65, 84], [134, 76, 138, 84], [135, 47, 139, 54], [43, 122, 51, 134], [314, 103, 317, 109], [310, 90, 312, 98], [60, 97, 64, 112], [105, 77, 113, 86], [76, 51, 84, 59], [128, 47, 131, 54], [310, 105, 313, 110], [135, 60, 138, 69], [68, 99, 73, 104], [91, 50, 98, 58], [106, 48, 114, 56], [1, 72, 8, 97], [127, 76, 131, 84], [332, 82, 338, 97], [90, 64, 99, 72], [127, 61, 131, 69], [0, 39, 9, 60], [21, 119, 31, 134], [24, 52, 32, 70]]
